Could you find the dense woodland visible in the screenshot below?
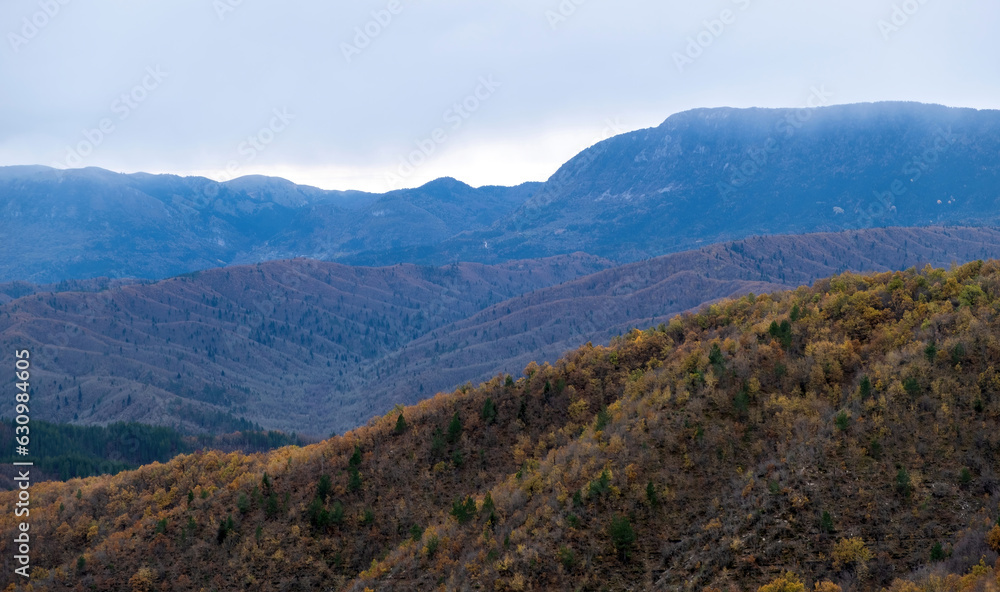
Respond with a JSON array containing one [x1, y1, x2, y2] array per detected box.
[[5, 227, 1000, 441], [0, 255, 606, 435], [0, 421, 313, 487], [3, 262, 1000, 590]]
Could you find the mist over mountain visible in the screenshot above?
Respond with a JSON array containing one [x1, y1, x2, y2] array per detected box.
[[2, 103, 999, 282], [391, 102, 1000, 264]]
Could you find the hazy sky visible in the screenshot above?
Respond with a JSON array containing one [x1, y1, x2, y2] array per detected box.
[[2, 0, 997, 192]]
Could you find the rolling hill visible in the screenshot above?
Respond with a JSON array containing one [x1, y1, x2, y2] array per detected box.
[[2, 261, 999, 591], [0, 254, 609, 435], [362, 226, 1000, 415], [3, 227, 1000, 438]]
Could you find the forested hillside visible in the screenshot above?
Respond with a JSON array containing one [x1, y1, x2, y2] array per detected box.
[[5, 227, 1000, 438], [3, 261, 1000, 590], [0, 254, 606, 435], [0, 421, 314, 489], [368, 226, 1000, 415]]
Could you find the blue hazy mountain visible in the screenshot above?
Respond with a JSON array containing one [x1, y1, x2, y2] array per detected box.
[[354, 102, 1000, 264], [0, 165, 536, 282], [2, 102, 999, 281]]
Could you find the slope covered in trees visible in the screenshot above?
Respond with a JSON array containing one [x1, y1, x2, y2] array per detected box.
[[4, 227, 1000, 437], [366, 226, 1000, 414], [0, 254, 608, 435], [3, 261, 1000, 590], [0, 420, 314, 488]]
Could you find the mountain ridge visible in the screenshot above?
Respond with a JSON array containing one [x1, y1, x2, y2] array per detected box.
[[409, 102, 1000, 264], [4, 226, 1000, 437], [4, 102, 1000, 281], [0, 165, 537, 282]]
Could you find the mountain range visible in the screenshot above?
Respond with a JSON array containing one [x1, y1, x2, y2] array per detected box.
[[5, 226, 1000, 436], [2, 102, 999, 283], [420, 102, 1000, 264], [3, 100, 1000, 590], [0, 165, 536, 283]]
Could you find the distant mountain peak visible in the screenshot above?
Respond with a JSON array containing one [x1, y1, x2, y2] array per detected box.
[[448, 101, 1000, 264], [417, 176, 474, 191]]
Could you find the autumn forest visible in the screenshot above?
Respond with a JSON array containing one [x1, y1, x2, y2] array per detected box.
[[3, 261, 1000, 591]]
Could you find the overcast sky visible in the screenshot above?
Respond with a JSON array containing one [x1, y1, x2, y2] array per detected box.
[[1, 0, 998, 192]]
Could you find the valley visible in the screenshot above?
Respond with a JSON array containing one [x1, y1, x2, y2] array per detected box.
[[3, 226, 1000, 438]]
